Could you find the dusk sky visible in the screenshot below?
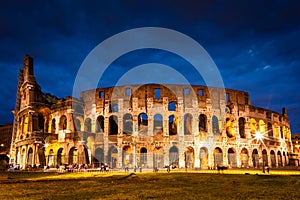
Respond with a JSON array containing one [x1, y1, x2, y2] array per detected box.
[[0, 1, 299, 133]]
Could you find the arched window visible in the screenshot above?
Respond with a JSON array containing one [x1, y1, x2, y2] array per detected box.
[[123, 114, 133, 135], [184, 114, 193, 135], [267, 122, 273, 137], [59, 115, 67, 130], [74, 118, 81, 132], [110, 102, 118, 113], [212, 116, 220, 134], [138, 113, 148, 135], [38, 114, 44, 131], [168, 115, 177, 135], [239, 117, 246, 138], [51, 118, 56, 133], [199, 114, 207, 131], [84, 118, 92, 132], [96, 116, 104, 133], [109, 115, 118, 135], [153, 114, 163, 134], [168, 101, 176, 111]]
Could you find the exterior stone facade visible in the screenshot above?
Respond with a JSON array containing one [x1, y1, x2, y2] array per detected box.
[[10, 55, 293, 169]]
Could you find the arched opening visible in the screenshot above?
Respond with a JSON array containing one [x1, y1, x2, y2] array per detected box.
[[200, 147, 208, 169], [169, 146, 179, 167], [168, 115, 177, 135], [273, 123, 279, 138], [250, 118, 257, 135], [226, 117, 234, 138], [48, 149, 55, 167], [59, 115, 67, 130], [184, 114, 193, 135], [214, 147, 223, 167], [153, 147, 164, 169], [27, 148, 33, 166], [123, 113, 133, 135], [212, 116, 220, 134], [153, 114, 163, 134], [262, 149, 268, 167], [138, 113, 148, 136], [109, 115, 118, 135], [83, 146, 90, 164], [110, 102, 118, 113], [185, 147, 194, 168], [108, 146, 118, 168], [228, 148, 237, 168], [74, 118, 81, 132], [252, 149, 259, 168], [38, 146, 46, 167], [239, 117, 246, 138], [139, 147, 147, 167], [57, 148, 64, 166], [259, 120, 266, 134], [168, 101, 176, 111], [199, 114, 207, 131], [270, 150, 276, 167], [267, 122, 273, 137], [96, 116, 104, 133], [277, 151, 282, 167], [38, 114, 44, 131], [84, 118, 92, 132], [240, 148, 248, 168], [69, 147, 78, 165], [51, 118, 56, 133], [94, 148, 104, 167], [122, 146, 133, 168]]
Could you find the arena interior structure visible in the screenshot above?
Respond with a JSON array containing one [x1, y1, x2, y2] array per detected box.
[[9, 55, 293, 170]]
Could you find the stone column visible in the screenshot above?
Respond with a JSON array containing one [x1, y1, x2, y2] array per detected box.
[[194, 146, 200, 168], [117, 146, 123, 169]]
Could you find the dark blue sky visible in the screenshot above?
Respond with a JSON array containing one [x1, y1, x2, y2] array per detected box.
[[0, 0, 299, 132]]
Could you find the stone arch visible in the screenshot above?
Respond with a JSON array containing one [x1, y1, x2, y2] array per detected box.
[[123, 113, 133, 135], [240, 148, 249, 167], [199, 114, 207, 131], [51, 118, 56, 133], [59, 115, 67, 130], [250, 118, 257, 134], [214, 147, 223, 167], [228, 148, 237, 168], [226, 117, 235, 138], [270, 150, 276, 167], [57, 148, 64, 166], [69, 147, 78, 165], [94, 148, 104, 167], [267, 122, 273, 137], [168, 101, 176, 111], [185, 146, 194, 168], [199, 147, 208, 169], [109, 115, 118, 135], [168, 115, 177, 135], [252, 149, 259, 168], [277, 151, 282, 167], [138, 113, 148, 136], [259, 120, 266, 134], [239, 117, 246, 138], [139, 147, 147, 167], [108, 146, 118, 168], [27, 147, 33, 166], [96, 115, 104, 133], [262, 149, 268, 167], [212, 116, 220, 134], [122, 146, 133, 167], [84, 118, 92, 132], [169, 146, 179, 167], [184, 114, 193, 135], [153, 114, 163, 134], [273, 123, 279, 138], [74, 117, 82, 132], [153, 147, 164, 169]]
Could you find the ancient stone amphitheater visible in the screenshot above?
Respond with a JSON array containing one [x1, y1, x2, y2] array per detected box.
[[10, 55, 292, 170]]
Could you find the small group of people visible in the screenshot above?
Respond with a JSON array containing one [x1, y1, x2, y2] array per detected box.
[[98, 163, 109, 172]]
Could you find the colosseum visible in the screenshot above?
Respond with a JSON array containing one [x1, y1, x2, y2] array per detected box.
[[9, 55, 293, 170]]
